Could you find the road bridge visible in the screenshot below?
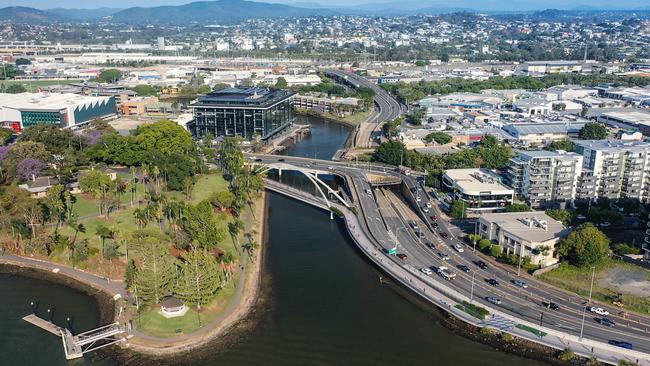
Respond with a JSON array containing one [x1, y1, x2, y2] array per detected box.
[[252, 153, 650, 365]]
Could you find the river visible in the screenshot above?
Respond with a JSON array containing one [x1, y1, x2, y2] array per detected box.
[[0, 115, 542, 366]]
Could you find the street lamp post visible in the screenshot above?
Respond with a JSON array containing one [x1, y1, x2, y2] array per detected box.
[[579, 304, 588, 341], [588, 266, 596, 303]]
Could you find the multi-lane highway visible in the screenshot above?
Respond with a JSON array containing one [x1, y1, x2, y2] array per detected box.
[[251, 153, 650, 362], [322, 69, 402, 148]]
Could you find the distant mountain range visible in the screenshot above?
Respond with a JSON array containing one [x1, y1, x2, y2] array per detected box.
[[0, 0, 648, 24]]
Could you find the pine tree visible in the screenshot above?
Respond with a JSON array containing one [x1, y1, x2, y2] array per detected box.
[[134, 241, 176, 305], [125, 259, 138, 290], [175, 250, 222, 309]]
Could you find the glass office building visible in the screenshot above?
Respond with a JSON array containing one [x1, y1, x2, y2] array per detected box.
[[189, 87, 295, 140]]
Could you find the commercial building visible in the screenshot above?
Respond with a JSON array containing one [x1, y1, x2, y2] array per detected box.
[[442, 168, 514, 214], [574, 140, 650, 202], [523, 61, 586, 75], [294, 94, 362, 115], [188, 87, 295, 140], [507, 150, 583, 208], [502, 122, 586, 145], [0, 92, 117, 132], [597, 110, 650, 137], [478, 212, 571, 267]]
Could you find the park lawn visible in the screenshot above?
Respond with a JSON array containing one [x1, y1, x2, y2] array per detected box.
[[338, 110, 373, 125], [189, 173, 229, 203], [538, 259, 650, 315], [137, 272, 241, 337], [59, 207, 139, 253], [73, 194, 101, 218], [0, 79, 81, 92]]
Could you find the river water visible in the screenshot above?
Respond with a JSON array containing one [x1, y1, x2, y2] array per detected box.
[[0, 115, 541, 366]]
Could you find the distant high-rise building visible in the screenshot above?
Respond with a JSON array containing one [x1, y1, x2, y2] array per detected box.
[[157, 37, 165, 50]]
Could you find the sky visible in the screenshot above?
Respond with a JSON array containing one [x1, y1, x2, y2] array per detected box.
[[0, 0, 648, 9]]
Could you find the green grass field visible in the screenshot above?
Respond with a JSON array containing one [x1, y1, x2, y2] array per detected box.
[[539, 259, 650, 315], [0, 79, 81, 93]]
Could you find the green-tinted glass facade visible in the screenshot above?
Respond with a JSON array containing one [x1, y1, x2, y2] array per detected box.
[[21, 111, 63, 128]]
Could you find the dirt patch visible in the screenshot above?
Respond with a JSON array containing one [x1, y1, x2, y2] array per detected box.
[[599, 267, 650, 297]]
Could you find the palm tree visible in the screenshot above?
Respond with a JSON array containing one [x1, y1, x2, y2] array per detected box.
[[130, 166, 137, 207], [242, 238, 260, 262], [95, 225, 114, 260], [133, 208, 149, 229], [152, 166, 160, 193], [228, 219, 245, 252], [66, 215, 86, 246]]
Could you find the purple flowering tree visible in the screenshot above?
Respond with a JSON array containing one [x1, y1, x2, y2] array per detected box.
[[84, 130, 102, 145], [17, 158, 47, 181], [0, 145, 10, 161]]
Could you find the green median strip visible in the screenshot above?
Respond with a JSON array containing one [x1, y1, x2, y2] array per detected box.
[[516, 324, 547, 337], [455, 301, 489, 320]]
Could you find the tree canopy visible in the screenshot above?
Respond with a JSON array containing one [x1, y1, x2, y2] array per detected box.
[[579, 122, 608, 140], [424, 132, 452, 145], [557, 223, 610, 267], [132, 84, 158, 96]]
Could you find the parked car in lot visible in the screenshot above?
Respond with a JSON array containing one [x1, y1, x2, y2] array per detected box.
[[590, 307, 610, 316], [438, 252, 450, 261], [486, 296, 502, 305], [487, 279, 499, 287], [397, 253, 408, 261], [453, 244, 464, 253], [608, 340, 633, 350], [440, 232, 449, 239], [457, 264, 470, 273], [420, 267, 434, 275], [512, 279, 528, 288], [475, 260, 488, 270], [596, 317, 616, 327]]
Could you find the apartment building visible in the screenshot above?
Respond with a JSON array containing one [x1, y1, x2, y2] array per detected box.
[[442, 168, 514, 214], [574, 140, 650, 203], [507, 150, 583, 208]]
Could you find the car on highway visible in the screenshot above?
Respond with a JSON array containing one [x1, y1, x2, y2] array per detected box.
[[397, 253, 408, 261], [457, 265, 470, 273], [255, 158, 263, 162], [438, 252, 450, 261], [437, 267, 456, 280], [426, 202, 432, 208], [590, 307, 610, 316], [327, 166, 334, 170], [416, 196, 421, 202], [545, 302, 560, 311], [440, 232, 449, 239], [430, 215, 438, 221], [422, 207, 430, 213], [278, 158, 285, 162], [431, 222, 439, 229], [426, 242, 436, 250], [608, 340, 633, 350], [409, 221, 419, 230], [365, 189, 372, 195], [420, 267, 434, 275], [487, 279, 500, 287], [598, 221, 611, 227], [596, 317, 616, 327], [486, 297, 502, 305], [249, 156, 257, 160], [416, 231, 425, 239], [512, 279, 528, 288], [453, 244, 464, 253], [474, 260, 488, 270]]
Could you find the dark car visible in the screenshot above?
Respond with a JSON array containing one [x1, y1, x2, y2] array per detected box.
[[475, 260, 488, 270], [544, 302, 560, 311], [597, 318, 616, 327], [416, 231, 425, 239], [440, 232, 449, 239], [396, 253, 408, 261], [255, 158, 263, 162], [426, 242, 436, 250], [431, 222, 439, 229], [278, 158, 285, 162], [457, 264, 470, 273], [487, 279, 500, 287], [608, 340, 633, 350]]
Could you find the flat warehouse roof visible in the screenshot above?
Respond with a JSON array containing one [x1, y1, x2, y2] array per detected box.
[[444, 168, 513, 196], [480, 212, 569, 243], [0, 92, 113, 111]]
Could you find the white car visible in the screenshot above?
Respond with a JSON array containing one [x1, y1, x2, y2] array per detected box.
[[486, 296, 502, 305], [453, 244, 464, 253], [590, 307, 610, 316], [416, 196, 421, 202], [426, 202, 432, 208], [421, 267, 434, 275], [422, 207, 430, 213]]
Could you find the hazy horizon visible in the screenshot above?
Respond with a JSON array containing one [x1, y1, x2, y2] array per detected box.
[[1, 0, 648, 10]]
